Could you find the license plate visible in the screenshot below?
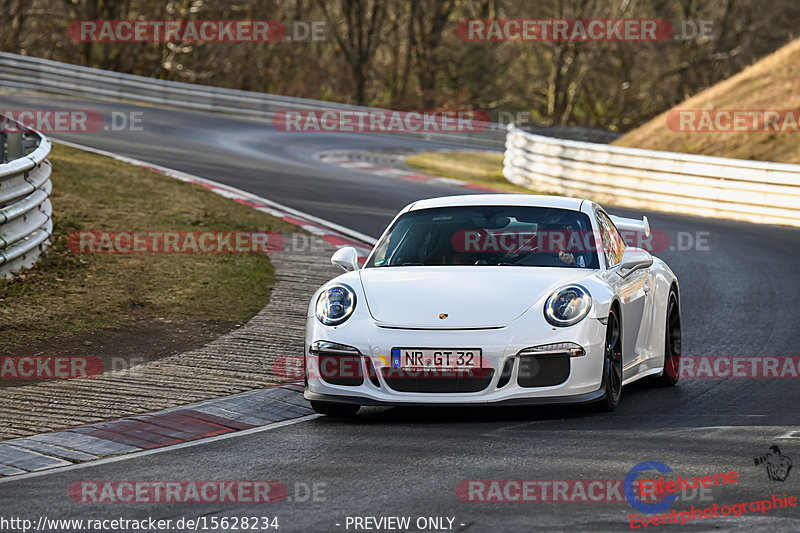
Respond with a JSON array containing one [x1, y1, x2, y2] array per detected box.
[[391, 348, 482, 369]]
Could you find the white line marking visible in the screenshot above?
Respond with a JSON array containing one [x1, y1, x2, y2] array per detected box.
[[0, 415, 318, 485], [0, 444, 72, 470], [776, 430, 800, 438]]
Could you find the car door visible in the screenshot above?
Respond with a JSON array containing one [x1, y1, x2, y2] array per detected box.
[[596, 210, 649, 379]]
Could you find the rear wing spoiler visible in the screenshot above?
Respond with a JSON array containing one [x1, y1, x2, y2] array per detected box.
[[610, 215, 650, 237]]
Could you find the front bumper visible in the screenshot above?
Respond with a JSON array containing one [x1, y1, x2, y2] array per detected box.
[[303, 314, 607, 406], [304, 389, 606, 407]]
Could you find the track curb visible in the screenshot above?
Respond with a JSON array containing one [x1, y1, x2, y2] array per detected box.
[[317, 148, 505, 193]]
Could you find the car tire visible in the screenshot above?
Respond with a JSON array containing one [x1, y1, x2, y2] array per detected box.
[[310, 401, 360, 418], [593, 306, 623, 412], [651, 289, 681, 387]]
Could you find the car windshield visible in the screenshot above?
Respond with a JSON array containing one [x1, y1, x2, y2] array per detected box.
[[366, 205, 599, 268]]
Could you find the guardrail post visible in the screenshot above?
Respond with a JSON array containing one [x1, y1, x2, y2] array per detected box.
[[21, 132, 39, 156], [6, 131, 22, 161]]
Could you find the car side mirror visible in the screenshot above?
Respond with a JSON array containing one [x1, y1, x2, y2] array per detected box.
[[617, 247, 653, 277], [331, 246, 359, 271]]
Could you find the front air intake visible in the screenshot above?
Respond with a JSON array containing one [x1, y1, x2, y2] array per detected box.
[[381, 368, 494, 393]]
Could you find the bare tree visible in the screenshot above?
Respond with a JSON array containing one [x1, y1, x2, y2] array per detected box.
[[2, 0, 798, 130], [316, 0, 387, 104]]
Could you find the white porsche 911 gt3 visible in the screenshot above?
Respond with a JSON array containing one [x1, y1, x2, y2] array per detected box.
[[304, 194, 681, 416]]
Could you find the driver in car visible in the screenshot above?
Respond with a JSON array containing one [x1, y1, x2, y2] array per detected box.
[[558, 250, 584, 266], [538, 223, 586, 267]]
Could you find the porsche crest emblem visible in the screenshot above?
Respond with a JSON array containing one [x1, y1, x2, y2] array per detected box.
[[439, 313, 449, 320]]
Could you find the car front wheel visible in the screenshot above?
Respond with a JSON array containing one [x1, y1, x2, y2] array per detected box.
[[651, 290, 681, 387], [593, 306, 623, 412]]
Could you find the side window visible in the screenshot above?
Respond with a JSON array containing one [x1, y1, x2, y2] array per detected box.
[[609, 218, 627, 262], [596, 211, 626, 267]]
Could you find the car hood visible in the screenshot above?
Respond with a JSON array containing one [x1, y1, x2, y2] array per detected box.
[[359, 266, 592, 329]]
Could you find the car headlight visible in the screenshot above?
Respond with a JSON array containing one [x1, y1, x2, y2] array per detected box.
[[544, 285, 592, 327], [315, 284, 356, 326]]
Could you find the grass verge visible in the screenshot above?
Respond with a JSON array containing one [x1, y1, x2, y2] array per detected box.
[[614, 37, 800, 163], [0, 143, 298, 349], [405, 151, 533, 193]]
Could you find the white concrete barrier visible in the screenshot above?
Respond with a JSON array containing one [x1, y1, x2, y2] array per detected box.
[[503, 125, 800, 227]]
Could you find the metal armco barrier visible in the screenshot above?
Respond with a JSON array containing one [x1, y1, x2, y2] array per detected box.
[[503, 125, 800, 227], [0, 52, 504, 148], [0, 115, 52, 277]]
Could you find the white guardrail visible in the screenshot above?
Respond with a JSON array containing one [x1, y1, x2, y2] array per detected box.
[[504, 125, 800, 227], [0, 52, 505, 149], [0, 117, 52, 278]]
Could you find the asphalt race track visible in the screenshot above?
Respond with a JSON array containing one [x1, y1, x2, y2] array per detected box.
[[1, 94, 800, 532]]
